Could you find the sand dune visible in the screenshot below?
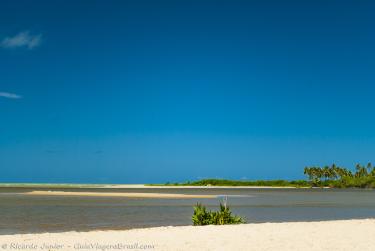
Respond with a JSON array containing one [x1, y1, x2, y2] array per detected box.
[[1, 219, 374, 251], [23, 190, 216, 198]]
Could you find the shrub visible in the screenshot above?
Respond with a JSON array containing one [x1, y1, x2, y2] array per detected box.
[[192, 202, 245, 226]]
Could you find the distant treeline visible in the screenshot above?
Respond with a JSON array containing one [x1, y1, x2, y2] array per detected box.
[[162, 179, 309, 187], [304, 163, 375, 188], [159, 163, 375, 188]]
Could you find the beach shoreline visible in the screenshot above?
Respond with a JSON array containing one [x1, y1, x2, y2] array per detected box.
[[1, 219, 374, 251]]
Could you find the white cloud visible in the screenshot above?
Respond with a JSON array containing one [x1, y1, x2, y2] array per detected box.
[[1, 31, 42, 49], [0, 92, 22, 99]]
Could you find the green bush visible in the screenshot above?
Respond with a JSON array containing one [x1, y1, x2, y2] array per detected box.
[[192, 203, 245, 226]]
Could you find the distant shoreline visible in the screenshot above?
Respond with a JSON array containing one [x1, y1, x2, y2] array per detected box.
[[0, 183, 309, 189], [2, 163, 374, 189], [109, 185, 303, 189]]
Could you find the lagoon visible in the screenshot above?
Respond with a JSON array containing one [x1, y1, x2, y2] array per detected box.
[[1, 187, 374, 234]]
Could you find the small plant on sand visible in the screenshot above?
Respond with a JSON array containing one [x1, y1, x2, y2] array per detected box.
[[192, 199, 245, 225]]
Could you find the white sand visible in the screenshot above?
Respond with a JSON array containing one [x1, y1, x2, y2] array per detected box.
[[23, 190, 216, 198], [1, 219, 374, 251]]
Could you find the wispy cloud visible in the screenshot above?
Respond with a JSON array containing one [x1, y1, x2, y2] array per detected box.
[[1, 31, 42, 49], [0, 92, 22, 99]]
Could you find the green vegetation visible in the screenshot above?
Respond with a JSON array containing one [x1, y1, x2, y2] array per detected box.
[[304, 163, 375, 188], [192, 202, 245, 225], [182, 179, 309, 187], [160, 162, 375, 188], [158, 179, 309, 187]]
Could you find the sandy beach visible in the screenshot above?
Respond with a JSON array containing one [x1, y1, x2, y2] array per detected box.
[[1, 219, 374, 251], [23, 190, 216, 198]]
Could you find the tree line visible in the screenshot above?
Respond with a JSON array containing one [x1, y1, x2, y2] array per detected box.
[[161, 162, 375, 188], [304, 163, 375, 188]]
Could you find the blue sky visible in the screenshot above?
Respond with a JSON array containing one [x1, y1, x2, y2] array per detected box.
[[0, 0, 374, 183]]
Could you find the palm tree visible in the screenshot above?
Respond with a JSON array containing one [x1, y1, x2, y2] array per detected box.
[[336, 166, 351, 179], [330, 164, 338, 180], [323, 166, 330, 181], [355, 164, 368, 178], [304, 167, 313, 181], [366, 162, 373, 175], [312, 166, 323, 185], [344, 167, 353, 177]]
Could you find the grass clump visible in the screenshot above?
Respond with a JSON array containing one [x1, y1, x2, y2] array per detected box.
[[192, 202, 245, 226]]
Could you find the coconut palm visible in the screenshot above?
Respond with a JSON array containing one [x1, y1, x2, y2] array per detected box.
[[355, 164, 368, 178]]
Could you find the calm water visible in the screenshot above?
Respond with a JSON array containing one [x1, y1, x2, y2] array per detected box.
[[1, 187, 375, 234]]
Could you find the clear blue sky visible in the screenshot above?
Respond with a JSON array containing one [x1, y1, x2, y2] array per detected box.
[[0, 0, 374, 183]]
